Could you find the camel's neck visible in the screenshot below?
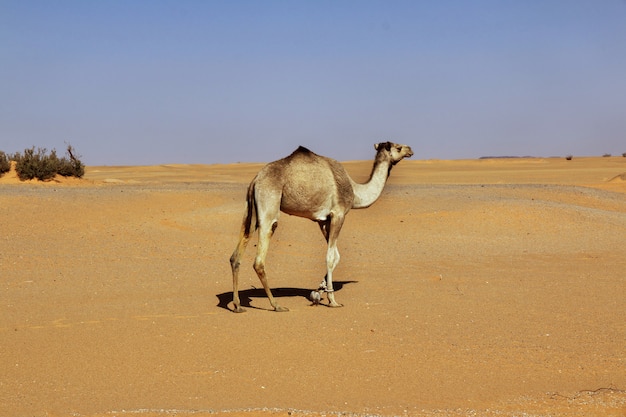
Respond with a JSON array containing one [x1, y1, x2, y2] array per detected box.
[[350, 154, 393, 209]]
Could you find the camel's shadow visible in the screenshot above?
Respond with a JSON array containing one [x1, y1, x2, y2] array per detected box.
[[216, 281, 357, 312]]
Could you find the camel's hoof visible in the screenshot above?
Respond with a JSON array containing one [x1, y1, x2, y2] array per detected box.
[[274, 305, 289, 312], [309, 291, 321, 305], [328, 302, 343, 308], [233, 306, 246, 313]]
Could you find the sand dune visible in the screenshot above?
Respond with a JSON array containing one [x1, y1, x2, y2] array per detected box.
[[1, 157, 625, 417], [609, 172, 626, 183]]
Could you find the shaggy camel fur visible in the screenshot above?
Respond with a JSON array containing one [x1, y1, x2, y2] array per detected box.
[[229, 141, 413, 312]]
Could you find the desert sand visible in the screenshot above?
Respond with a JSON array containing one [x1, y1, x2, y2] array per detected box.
[[1, 156, 625, 417]]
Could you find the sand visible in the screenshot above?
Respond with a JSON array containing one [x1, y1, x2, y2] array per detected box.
[[1, 156, 625, 417]]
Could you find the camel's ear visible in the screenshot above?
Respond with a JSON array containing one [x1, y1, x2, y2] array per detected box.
[[374, 142, 392, 151]]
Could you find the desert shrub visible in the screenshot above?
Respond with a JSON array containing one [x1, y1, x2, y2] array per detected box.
[[0, 151, 10, 175], [13, 145, 85, 181], [56, 145, 85, 178], [602, 153, 612, 157], [565, 155, 573, 161], [14, 147, 59, 181], [622, 152, 626, 158]]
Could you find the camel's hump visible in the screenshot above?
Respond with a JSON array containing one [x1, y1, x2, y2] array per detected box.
[[288, 146, 341, 166], [294, 145, 314, 155], [285, 146, 320, 160]]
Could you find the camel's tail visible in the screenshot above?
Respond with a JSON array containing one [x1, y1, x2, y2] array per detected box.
[[230, 180, 257, 267], [242, 181, 257, 238]]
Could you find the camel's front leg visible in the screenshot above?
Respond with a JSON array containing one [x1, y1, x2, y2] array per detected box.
[[324, 213, 344, 308], [324, 244, 342, 307]]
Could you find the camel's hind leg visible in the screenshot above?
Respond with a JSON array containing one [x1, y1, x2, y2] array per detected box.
[[230, 229, 251, 313], [230, 183, 257, 313], [253, 219, 288, 312]]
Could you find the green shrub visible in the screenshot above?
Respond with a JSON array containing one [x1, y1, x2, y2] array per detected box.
[[13, 145, 85, 181], [0, 151, 10, 175], [14, 147, 58, 181], [57, 145, 85, 178]]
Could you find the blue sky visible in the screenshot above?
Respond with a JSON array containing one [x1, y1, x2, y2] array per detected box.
[[2, 1, 626, 165]]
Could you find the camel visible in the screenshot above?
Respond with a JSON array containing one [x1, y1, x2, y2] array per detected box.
[[229, 141, 413, 312]]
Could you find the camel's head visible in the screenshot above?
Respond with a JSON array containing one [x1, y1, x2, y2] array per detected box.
[[375, 142, 414, 165]]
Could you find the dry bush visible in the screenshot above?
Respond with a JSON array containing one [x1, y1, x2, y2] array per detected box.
[[0, 151, 10, 175], [13, 145, 85, 181], [13, 147, 58, 181], [57, 145, 85, 178]]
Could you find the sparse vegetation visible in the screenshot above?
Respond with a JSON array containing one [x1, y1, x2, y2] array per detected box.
[[565, 155, 573, 161], [622, 152, 626, 158], [602, 153, 612, 158], [57, 145, 85, 178], [8, 145, 85, 181], [0, 151, 10, 175], [13, 147, 59, 181]]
